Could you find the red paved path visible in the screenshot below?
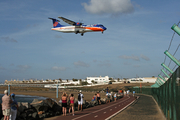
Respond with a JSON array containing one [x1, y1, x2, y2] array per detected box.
[[52, 95, 136, 120]]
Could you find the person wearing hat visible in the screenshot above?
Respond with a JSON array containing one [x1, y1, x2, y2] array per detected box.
[[10, 93, 18, 120], [2, 90, 12, 120], [78, 90, 84, 111]]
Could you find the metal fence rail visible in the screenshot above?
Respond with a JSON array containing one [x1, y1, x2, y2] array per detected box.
[[131, 66, 180, 120]]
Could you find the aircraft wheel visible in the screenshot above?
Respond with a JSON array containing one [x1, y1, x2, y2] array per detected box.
[[76, 31, 79, 34]]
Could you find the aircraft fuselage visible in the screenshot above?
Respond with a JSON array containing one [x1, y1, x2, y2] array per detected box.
[[51, 25, 106, 34]]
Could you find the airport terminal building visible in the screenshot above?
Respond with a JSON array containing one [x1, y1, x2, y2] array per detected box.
[[86, 76, 110, 84]]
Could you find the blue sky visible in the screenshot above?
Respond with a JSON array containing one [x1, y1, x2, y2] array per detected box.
[[0, 0, 180, 82]]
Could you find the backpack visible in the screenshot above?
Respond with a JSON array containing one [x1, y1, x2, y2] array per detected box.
[[78, 93, 81, 101], [107, 93, 110, 98]]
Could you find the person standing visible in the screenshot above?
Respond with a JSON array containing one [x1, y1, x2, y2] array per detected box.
[[97, 92, 101, 104], [92, 94, 97, 101], [78, 90, 84, 111], [61, 92, 67, 116], [124, 90, 126, 96], [10, 93, 18, 120], [127, 90, 130, 96], [111, 92, 114, 101], [106, 87, 109, 93], [69, 94, 75, 116], [114, 92, 117, 102], [2, 90, 12, 120], [106, 92, 111, 103], [133, 90, 135, 97]]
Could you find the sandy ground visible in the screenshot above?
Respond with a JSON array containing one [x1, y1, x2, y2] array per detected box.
[[0, 86, 105, 102], [0, 83, 153, 102]]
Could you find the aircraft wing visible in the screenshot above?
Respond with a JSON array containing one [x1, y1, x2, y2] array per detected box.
[[58, 16, 83, 26]]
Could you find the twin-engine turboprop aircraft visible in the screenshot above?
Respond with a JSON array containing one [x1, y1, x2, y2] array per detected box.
[[49, 16, 107, 36]]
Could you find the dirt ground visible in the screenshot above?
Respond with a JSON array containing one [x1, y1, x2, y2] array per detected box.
[[0, 83, 153, 102]]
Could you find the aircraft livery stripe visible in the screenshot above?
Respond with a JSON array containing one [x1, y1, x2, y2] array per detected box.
[[85, 27, 104, 31]]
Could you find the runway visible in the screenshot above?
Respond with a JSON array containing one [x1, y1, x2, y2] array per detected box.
[[52, 95, 136, 120]]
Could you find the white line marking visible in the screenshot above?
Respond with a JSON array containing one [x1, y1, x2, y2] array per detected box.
[[104, 112, 106, 114], [72, 96, 131, 120], [105, 98, 136, 120], [94, 115, 98, 118]]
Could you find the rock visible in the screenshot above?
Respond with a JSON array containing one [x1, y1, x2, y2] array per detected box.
[[85, 101, 91, 108], [31, 99, 40, 103], [100, 98, 107, 104], [18, 102, 29, 113], [21, 102, 31, 109], [90, 100, 98, 106], [52, 103, 62, 115], [44, 98, 56, 108], [31, 100, 50, 112], [32, 112, 39, 119]]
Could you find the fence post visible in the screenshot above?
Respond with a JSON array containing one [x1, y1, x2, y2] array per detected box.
[[161, 63, 174, 74], [171, 23, 180, 36], [8, 85, 10, 95], [56, 84, 59, 98], [164, 50, 180, 66], [158, 75, 166, 82], [161, 69, 170, 78], [157, 78, 164, 85]]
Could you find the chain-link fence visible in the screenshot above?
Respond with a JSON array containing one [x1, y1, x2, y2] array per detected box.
[[131, 66, 180, 120]]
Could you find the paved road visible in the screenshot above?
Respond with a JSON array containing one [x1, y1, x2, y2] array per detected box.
[[49, 95, 136, 120], [111, 94, 166, 120]]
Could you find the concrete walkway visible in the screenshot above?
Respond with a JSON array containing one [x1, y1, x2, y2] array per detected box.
[[111, 94, 166, 120]]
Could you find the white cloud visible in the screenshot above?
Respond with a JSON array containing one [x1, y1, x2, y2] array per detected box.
[[82, 0, 134, 15], [119, 55, 140, 61], [52, 66, 67, 71], [141, 54, 150, 61], [17, 65, 31, 70], [95, 60, 111, 67], [74, 61, 90, 68], [0, 37, 17, 43], [12, 65, 31, 73]]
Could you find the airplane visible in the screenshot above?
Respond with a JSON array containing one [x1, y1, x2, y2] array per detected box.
[[49, 16, 107, 36]]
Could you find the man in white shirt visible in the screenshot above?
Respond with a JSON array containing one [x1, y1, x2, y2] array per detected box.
[[106, 92, 111, 103], [78, 90, 84, 111]]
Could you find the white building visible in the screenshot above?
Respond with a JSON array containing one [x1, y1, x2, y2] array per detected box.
[[128, 77, 157, 83], [86, 76, 109, 84]]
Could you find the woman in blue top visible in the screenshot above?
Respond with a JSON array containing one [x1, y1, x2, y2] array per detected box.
[[10, 93, 18, 120]]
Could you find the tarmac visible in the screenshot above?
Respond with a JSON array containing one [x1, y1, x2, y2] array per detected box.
[[45, 95, 136, 120], [111, 94, 166, 120], [45, 94, 166, 120]]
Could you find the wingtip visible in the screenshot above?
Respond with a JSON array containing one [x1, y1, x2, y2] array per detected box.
[[48, 17, 54, 20], [48, 17, 60, 22]]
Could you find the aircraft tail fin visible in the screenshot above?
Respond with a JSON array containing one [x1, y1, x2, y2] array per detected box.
[[48, 18, 63, 28]]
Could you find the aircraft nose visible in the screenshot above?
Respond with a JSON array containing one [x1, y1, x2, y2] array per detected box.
[[104, 27, 107, 30]]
